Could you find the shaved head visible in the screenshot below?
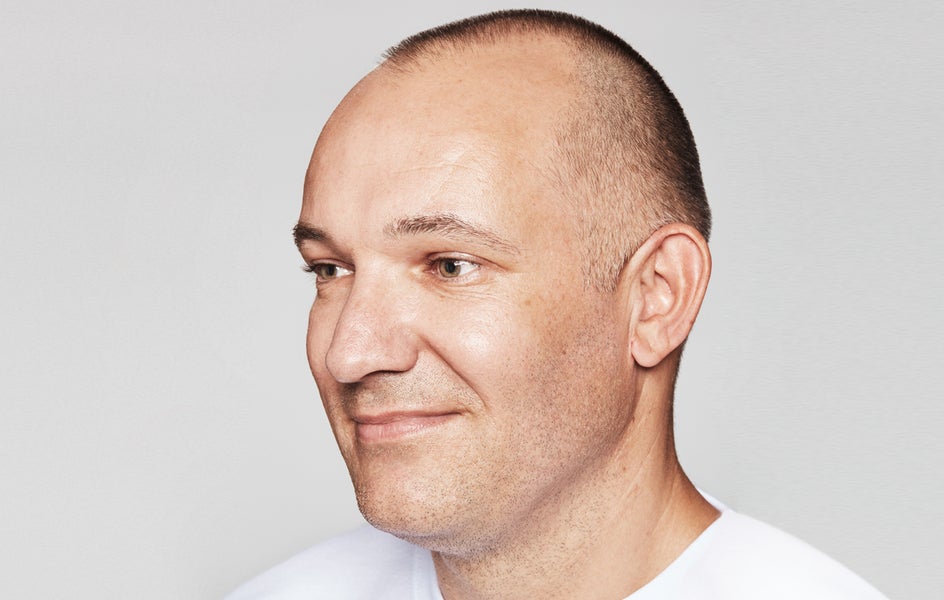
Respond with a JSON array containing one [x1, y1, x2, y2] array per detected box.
[[381, 9, 711, 289]]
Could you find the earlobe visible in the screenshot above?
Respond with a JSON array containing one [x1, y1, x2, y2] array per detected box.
[[626, 224, 711, 368]]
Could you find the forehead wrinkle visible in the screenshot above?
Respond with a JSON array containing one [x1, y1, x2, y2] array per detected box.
[[384, 213, 521, 256]]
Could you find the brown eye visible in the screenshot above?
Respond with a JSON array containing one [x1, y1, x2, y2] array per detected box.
[[436, 258, 476, 279], [315, 264, 337, 278], [309, 263, 352, 280]]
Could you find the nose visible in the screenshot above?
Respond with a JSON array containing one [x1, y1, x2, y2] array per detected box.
[[321, 276, 420, 383]]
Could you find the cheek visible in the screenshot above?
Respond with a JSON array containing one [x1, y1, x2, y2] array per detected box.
[[306, 302, 362, 460], [446, 288, 625, 409], [306, 303, 329, 378], [426, 287, 607, 402], [424, 296, 534, 388], [306, 301, 345, 409]]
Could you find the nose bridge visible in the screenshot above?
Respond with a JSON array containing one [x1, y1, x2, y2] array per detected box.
[[324, 269, 419, 383]]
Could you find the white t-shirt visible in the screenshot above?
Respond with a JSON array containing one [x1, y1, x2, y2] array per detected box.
[[225, 507, 887, 599]]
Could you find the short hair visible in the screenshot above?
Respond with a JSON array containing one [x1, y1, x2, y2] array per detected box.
[[383, 9, 711, 290]]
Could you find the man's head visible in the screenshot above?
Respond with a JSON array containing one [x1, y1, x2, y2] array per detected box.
[[295, 10, 712, 556]]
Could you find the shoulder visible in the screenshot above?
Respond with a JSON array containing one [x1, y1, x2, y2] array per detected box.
[[224, 525, 431, 600], [640, 509, 888, 600]]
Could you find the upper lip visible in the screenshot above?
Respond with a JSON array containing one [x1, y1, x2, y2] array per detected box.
[[351, 410, 461, 424]]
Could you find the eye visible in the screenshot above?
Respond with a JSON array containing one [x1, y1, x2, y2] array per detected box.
[[434, 258, 478, 279], [304, 262, 353, 281]]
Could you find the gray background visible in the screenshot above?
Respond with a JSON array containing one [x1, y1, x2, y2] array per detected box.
[[2, 1, 940, 598]]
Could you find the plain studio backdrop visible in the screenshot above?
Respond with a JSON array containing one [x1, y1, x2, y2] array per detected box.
[[2, 1, 941, 598]]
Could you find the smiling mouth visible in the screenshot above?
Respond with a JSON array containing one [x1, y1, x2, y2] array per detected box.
[[352, 411, 460, 443]]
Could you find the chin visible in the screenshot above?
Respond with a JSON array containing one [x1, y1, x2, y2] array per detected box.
[[352, 477, 494, 556], [354, 476, 451, 534]]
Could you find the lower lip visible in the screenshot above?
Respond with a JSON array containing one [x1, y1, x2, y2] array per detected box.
[[355, 414, 457, 443]]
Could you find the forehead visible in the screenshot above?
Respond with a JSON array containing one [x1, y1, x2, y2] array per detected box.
[[302, 42, 578, 239]]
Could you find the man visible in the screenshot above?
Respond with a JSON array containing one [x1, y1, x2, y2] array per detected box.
[[228, 10, 887, 599]]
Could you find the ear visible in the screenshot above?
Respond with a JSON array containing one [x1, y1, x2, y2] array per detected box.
[[624, 224, 711, 368]]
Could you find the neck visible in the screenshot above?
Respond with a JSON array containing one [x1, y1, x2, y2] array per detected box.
[[432, 385, 719, 600]]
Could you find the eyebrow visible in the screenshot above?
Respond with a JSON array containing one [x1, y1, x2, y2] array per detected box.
[[384, 213, 520, 255], [293, 222, 331, 248], [293, 213, 521, 255]]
